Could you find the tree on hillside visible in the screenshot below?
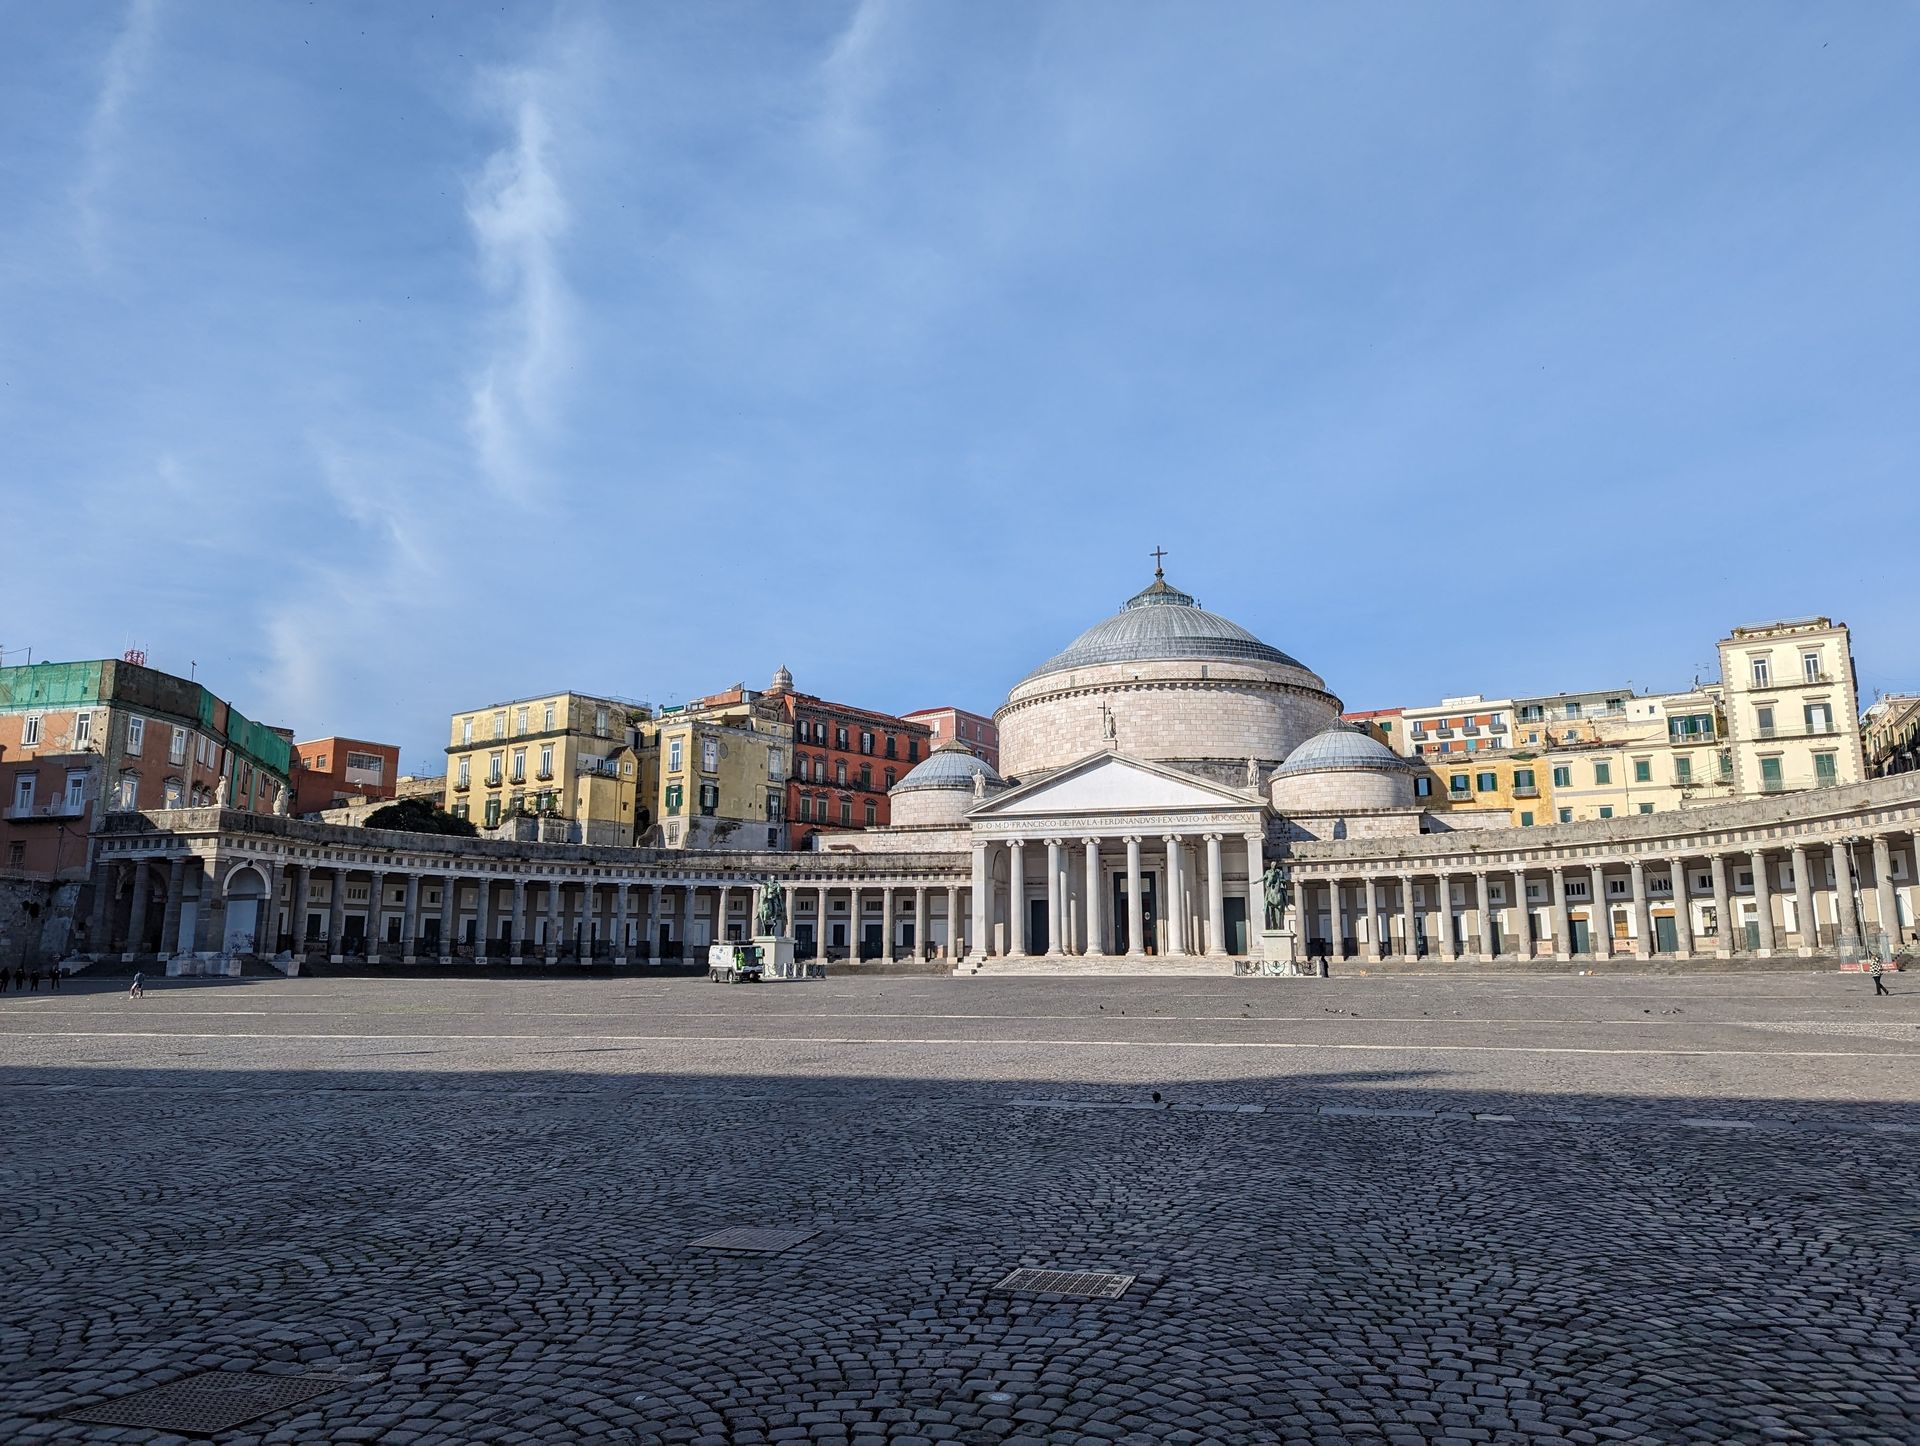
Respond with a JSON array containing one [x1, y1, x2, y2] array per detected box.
[[363, 797, 479, 838]]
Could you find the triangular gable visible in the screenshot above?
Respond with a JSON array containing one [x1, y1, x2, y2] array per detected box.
[[972, 751, 1259, 818]]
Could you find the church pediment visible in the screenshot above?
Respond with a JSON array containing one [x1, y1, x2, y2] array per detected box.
[[971, 751, 1263, 820]]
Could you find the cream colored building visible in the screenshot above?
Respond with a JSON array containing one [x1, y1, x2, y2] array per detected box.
[[444, 691, 649, 836], [641, 697, 789, 852], [1536, 687, 1734, 824], [1717, 618, 1864, 797]]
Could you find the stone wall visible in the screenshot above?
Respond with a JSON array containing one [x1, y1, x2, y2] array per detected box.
[[0, 874, 83, 968], [1271, 767, 1413, 813], [996, 658, 1339, 779], [886, 789, 974, 829]]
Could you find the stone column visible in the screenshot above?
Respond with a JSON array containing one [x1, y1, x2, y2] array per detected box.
[[615, 883, 630, 964], [86, 859, 116, 958], [913, 886, 927, 960], [1790, 844, 1816, 954], [1009, 840, 1028, 957], [814, 884, 828, 955], [508, 877, 527, 960], [438, 874, 456, 960], [328, 867, 348, 961], [1872, 834, 1897, 954], [1397, 874, 1417, 961], [679, 883, 697, 956], [125, 859, 153, 958], [475, 878, 494, 961], [643, 883, 659, 956], [1671, 859, 1693, 958], [849, 885, 865, 956], [1439, 874, 1459, 961], [969, 843, 989, 958], [1590, 865, 1613, 958], [1354, 874, 1376, 961], [1629, 860, 1651, 959], [1543, 868, 1563, 962], [943, 884, 959, 957], [717, 885, 732, 947], [1708, 855, 1731, 958], [1125, 836, 1145, 957], [159, 856, 187, 959], [1041, 839, 1063, 956], [1202, 835, 1228, 958], [1164, 835, 1187, 955], [782, 885, 797, 940], [1750, 849, 1776, 957], [1472, 872, 1491, 959], [402, 873, 421, 962], [1083, 838, 1106, 956], [1832, 839, 1862, 955], [1245, 832, 1266, 937], [882, 885, 896, 959], [366, 870, 387, 956], [281, 863, 307, 958]]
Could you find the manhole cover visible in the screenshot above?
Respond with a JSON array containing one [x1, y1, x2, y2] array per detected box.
[[691, 1226, 818, 1254], [67, 1371, 346, 1435], [991, 1268, 1135, 1300]]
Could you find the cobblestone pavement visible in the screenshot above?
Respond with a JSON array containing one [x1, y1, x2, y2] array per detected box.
[[1, 972, 1915, 1443]]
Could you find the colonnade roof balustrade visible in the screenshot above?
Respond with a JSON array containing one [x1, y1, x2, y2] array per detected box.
[[1286, 774, 1920, 874]]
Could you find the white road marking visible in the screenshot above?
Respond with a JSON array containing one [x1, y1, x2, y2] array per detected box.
[[1, 1030, 1916, 1059]]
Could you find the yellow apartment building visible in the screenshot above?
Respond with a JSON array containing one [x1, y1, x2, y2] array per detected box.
[[444, 690, 650, 836]]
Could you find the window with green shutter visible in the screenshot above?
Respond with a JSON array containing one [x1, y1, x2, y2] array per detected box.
[[1594, 763, 1612, 785], [1552, 765, 1571, 788], [1633, 760, 1651, 783], [666, 783, 683, 815]]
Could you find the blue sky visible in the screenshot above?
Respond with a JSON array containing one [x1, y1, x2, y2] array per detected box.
[[3, 2, 1916, 773]]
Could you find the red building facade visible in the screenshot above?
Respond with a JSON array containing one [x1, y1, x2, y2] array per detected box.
[[292, 736, 401, 815], [901, 706, 1000, 770]]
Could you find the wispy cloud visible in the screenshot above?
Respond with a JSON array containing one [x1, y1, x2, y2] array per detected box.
[[817, 0, 894, 167], [73, 0, 160, 269], [465, 54, 578, 503]]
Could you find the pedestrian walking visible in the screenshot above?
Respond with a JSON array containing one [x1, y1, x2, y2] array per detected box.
[[0, 969, 9, 993], [10, 966, 21, 991], [1869, 957, 1890, 996], [28, 970, 39, 992], [48, 967, 60, 991], [129, 971, 144, 1000]]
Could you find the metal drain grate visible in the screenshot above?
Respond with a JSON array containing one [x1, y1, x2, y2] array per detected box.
[[67, 1371, 346, 1435], [691, 1226, 818, 1254], [991, 1268, 1135, 1300]]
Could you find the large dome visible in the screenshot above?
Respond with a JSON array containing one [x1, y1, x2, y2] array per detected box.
[[1019, 575, 1306, 686], [995, 568, 1341, 781]]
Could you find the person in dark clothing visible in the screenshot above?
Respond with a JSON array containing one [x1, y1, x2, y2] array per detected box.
[[48, 966, 60, 991], [28, 970, 39, 992], [0, 970, 8, 993], [12, 966, 23, 990], [1869, 957, 1890, 996]]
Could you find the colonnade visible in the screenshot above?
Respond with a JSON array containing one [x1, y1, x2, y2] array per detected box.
[[1290, 830, 1918, 963], [966, 830, 1264, 960]]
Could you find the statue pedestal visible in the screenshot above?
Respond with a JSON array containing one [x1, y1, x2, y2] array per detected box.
[[1258, 928, 1297, 963], [755, 935, 797, 980]]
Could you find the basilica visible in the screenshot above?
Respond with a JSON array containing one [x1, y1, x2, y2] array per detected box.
[[81, 567, 1920, 975]]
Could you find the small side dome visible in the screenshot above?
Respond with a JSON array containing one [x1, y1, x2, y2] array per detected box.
[[892, 739, 1004, 794], [1271, 722, 1414, 812], [1273, 722, 1411, 777]]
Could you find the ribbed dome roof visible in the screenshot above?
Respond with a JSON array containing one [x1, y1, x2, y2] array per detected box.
[[892, 740, 1003, 794], [1274, 723, 1411, 776], [1019, 572, 1305, 685]]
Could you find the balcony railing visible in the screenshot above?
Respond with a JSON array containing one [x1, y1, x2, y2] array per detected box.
[[1511, 785, 1539, 799], [1434, 727, 1455, 739], [3, 800, 85, 821], [1447, 789, 1473, 801], [485, 774, 504, 787], [1488, 720, 1507, 733], [535, 769, 554, 781], [1761, 779, 1787, 793], [452, 778, 471, 792], [510, 773, 526, 786]]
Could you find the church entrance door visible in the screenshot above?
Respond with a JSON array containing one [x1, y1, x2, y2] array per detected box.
[[1224, 897, 1248, 956], [1028, 899, 1049, 954], [1112, 873, 1159, 955]]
